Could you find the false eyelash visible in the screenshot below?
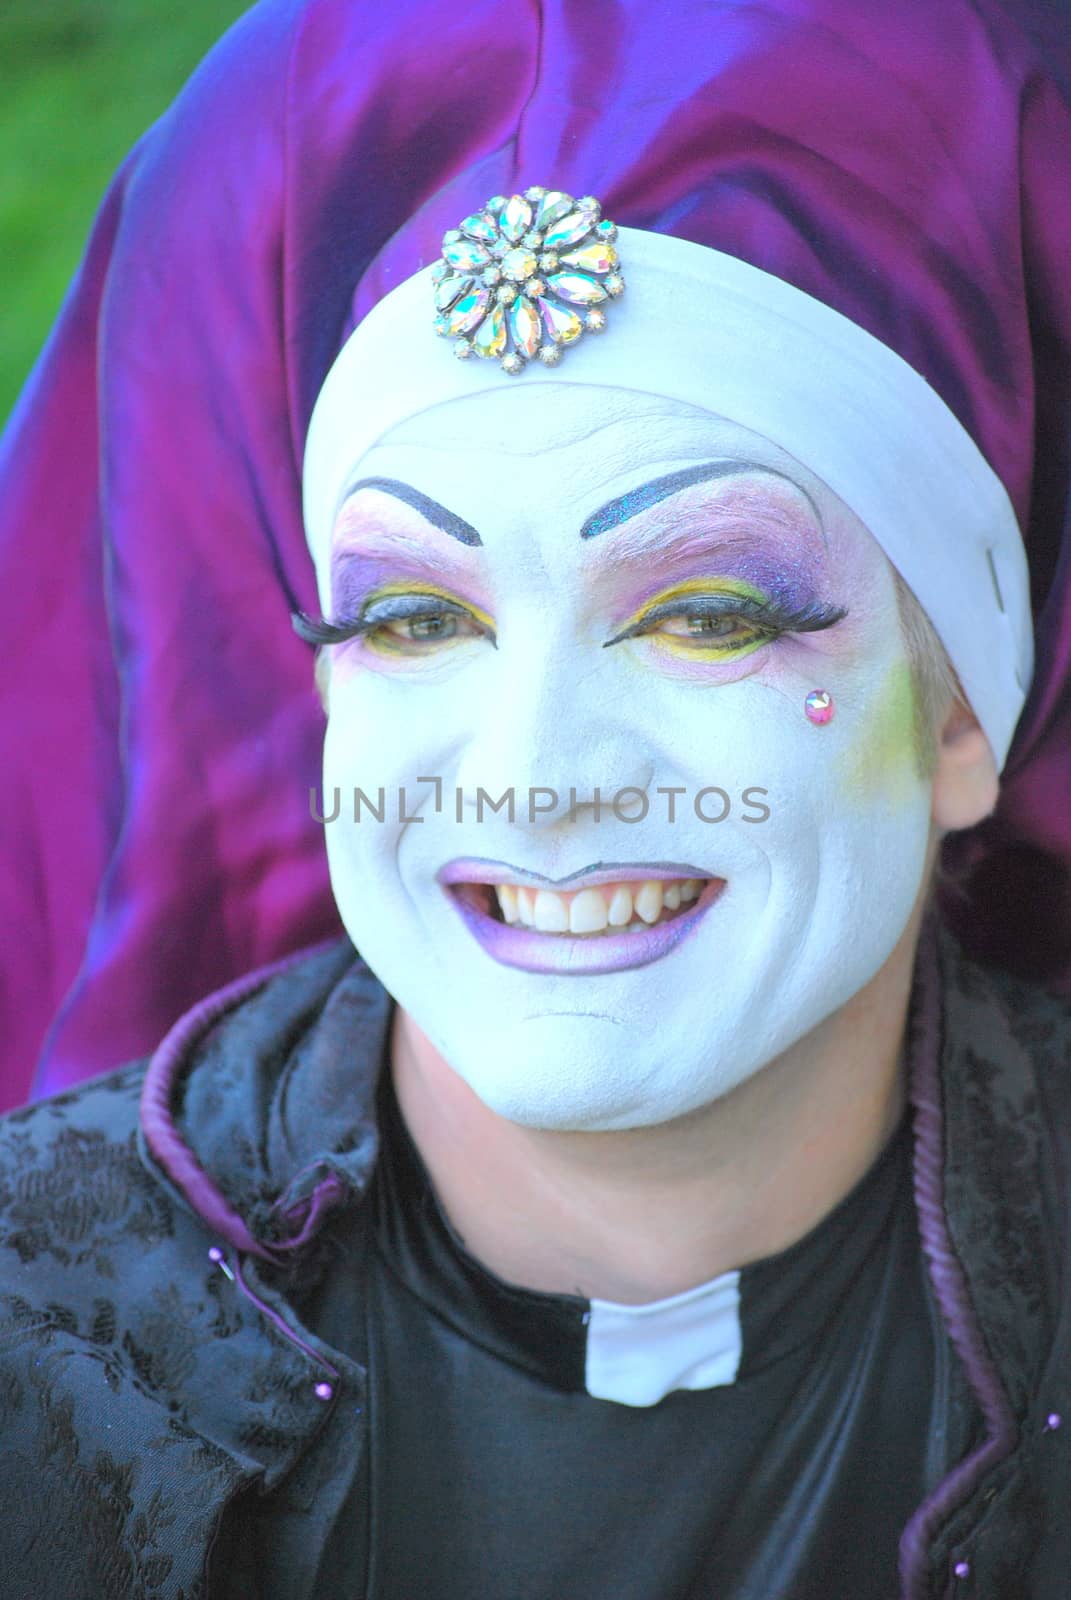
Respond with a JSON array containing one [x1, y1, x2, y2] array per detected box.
[[292, 610, 368, 645], [602, 594, 847, 648], [291, 597, 495, 647]]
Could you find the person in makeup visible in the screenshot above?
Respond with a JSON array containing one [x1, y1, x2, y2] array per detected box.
[[2, 3, 1071, 1599], [300, 386, 980, 1308]]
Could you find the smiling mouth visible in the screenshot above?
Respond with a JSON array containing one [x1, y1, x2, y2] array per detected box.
[[448, 875, 715, 937]]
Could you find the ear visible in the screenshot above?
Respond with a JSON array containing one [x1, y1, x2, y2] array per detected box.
[[931, 700, 999, 831]]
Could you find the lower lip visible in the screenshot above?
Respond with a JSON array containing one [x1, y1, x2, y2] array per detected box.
[[444, 880, 727, 975]]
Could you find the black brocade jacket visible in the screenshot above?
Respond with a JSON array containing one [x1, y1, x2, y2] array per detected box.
[[1, 924, 1070, 1600]]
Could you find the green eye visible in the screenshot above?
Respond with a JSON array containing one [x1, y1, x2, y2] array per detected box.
[[366, 606, 488, 653], [664, 612, 766, 644]]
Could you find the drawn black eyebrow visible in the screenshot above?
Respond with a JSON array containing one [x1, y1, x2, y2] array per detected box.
[[579, 461, 822, 540], [340, 476, 483, 546], [338, 461, 819, 551]]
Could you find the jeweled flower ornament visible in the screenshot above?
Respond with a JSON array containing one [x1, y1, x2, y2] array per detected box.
[[432, 187, 625, 374]]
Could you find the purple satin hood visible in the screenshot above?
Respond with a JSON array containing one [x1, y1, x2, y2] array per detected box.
[[2, 0, 1070, 1109]]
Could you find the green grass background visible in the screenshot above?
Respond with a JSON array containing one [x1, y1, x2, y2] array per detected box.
[[1, 0, 252, 424]]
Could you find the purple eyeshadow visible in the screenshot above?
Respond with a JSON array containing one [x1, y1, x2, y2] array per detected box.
[[329, 550, 491, 617]]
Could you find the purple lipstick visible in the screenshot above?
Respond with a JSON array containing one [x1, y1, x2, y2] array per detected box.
[[438, 859, 726, 975]]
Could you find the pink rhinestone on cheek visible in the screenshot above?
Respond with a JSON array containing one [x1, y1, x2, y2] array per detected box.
[[804, 689, 834, 725]]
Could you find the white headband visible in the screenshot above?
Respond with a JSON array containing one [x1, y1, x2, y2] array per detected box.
[[303, 225, 1032, 766]]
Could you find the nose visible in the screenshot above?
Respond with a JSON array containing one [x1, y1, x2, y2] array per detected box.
[[453, 641, 655, 828]]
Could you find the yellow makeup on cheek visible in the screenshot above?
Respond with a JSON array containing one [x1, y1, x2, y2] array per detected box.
[[626, 576, 773, 660], [838, 661, 920, 801]]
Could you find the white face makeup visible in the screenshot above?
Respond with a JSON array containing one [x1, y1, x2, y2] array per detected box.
[[310, 385, 933, 1132]]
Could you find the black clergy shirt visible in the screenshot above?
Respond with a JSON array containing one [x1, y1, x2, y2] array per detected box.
[[297, 1067, 984, 1600]]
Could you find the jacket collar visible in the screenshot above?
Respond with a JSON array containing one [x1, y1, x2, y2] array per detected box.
[[140, 936, 389, 1264], [897, 917, 1059, 1594]]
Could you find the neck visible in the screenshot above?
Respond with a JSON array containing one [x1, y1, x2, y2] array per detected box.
[[391, 906, 923, 1305]]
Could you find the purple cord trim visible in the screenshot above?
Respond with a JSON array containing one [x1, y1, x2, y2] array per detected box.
[[898, 920, 1019, 1598], [270, 1170, 351, 1249], [139, 938, 341, 1262], [232, 1253, 340, 1382]]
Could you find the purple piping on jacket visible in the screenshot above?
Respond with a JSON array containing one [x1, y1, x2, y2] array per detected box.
[[231, 1252, 341, 1383], [139, 939, 342, 1264], [897, 920, 1019, 1598], [267, 1171, 351, 1250]]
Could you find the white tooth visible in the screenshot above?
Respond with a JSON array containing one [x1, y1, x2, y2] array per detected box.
[[607, 885, 634, 926], [569, 888, 609, 934], [663, 882, 681, 910], [533, 889, 569, 932], [515, 887, 535, 926], [496, 884, 519, 923], [679, 879, 701, 902], [634, 881, 664, 925]]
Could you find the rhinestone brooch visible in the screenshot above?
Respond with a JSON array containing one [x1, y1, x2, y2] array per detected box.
[[432, 187, 624, 374]]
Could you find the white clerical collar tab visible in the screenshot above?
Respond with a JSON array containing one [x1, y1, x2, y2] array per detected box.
[[584, 1269, 742, 1407]]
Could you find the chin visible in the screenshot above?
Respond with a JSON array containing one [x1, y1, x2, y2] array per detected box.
[[444, 1020, 753, 1134]]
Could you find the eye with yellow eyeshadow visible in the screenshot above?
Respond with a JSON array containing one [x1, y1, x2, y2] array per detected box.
[[602, 583, 847, 658], [291, 586, 497, 655], [653, 605, 771, 654]]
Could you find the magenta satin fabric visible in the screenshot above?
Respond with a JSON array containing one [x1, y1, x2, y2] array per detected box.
[[2, 0, 1069, 1110]]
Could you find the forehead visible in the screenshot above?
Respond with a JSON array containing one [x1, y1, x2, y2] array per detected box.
[[345, 384, 836, 534]]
